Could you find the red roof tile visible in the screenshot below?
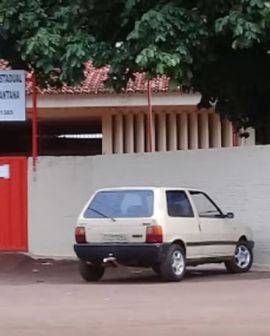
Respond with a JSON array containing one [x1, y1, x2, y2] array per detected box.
[[0, 60, 170, 95]]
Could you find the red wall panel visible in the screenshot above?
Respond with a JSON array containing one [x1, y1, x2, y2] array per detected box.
[[0, 157, 27, 251]]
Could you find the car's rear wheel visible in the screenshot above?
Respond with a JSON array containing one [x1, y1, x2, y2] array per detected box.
[[225, 241, 253, 273], [79, 261, 105, 282], [159, 244, 186, 282], [152, 264, 161, 275]]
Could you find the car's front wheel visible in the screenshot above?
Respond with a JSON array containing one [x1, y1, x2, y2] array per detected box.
[[160, 244, 186, 282], [79, 261, 105, 282], [225, 241, 253, 273]]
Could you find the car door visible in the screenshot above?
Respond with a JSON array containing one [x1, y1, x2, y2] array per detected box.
[[189, 191, 236, 258], [165, 190, 202, 260]]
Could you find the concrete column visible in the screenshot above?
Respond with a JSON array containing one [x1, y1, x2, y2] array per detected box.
[[222, 119, 233, 147], [189, 112, 198, 150], [102, 113, 113, 154], [157, 112, 166, 151], [168, 113, 177, 151], [210, 113, 222, 148], [135, 113, 145, 153], [241, 128, 256, 146], [237, 127, 254, 146], [178, 112, 188, 150], [124, 113, 134, 153], [236, 130, 244, 147], [199, 112, 209, 149], [114, 113, 124, 154]]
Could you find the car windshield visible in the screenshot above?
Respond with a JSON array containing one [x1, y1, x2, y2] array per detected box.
[[84, 190, 154, 219]]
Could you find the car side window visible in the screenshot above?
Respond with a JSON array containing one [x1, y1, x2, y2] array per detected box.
[[166, 191, 194, 218], [189, 191, 223, 218]]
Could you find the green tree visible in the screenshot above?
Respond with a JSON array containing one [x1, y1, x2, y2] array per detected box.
[[1, 0, 270, 142], [0, 0, 96, 85]]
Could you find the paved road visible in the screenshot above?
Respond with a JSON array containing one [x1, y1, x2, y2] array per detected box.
[[0, 254, 270, 336]]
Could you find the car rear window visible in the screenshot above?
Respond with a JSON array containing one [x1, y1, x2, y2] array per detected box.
[[84, 190, 154, 218]]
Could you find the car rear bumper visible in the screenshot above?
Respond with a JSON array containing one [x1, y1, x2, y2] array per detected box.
[[74, 243, 168, 266]]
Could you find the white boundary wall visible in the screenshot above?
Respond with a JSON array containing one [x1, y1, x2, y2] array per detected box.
[[29, 146, 270, 266]]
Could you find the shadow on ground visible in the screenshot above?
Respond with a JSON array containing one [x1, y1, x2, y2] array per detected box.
[[0, 253, 269, 285]]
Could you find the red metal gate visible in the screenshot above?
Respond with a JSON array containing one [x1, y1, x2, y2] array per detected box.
[[0, 157, 27, 251]]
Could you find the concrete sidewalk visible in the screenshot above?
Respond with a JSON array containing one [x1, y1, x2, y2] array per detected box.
[[0, 252, 270, 285], [0, 253, 79, 284]]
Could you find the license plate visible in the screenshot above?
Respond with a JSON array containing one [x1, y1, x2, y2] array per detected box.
[[103, 233, 128, 242]]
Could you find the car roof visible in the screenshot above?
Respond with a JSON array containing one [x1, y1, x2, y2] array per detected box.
[[95, 186, 201, 192]]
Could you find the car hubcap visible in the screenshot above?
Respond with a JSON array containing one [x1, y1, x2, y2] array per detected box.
[[235, 245, 251, 269], [171, 250, 184, 275]]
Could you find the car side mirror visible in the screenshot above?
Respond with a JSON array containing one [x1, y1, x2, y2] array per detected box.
[[226, 212, 234, 219]]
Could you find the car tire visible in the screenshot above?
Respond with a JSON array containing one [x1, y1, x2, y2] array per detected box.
[[225, 240, 253, 273], [79, 261, 105, 282], [152, 264, 161, 275], [159, 244, 186, 282]]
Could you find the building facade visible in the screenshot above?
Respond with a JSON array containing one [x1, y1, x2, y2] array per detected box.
[[1, 60, 255, 157]]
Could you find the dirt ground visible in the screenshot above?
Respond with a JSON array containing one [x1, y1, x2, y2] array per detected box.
[[1, 253, 270, 336]]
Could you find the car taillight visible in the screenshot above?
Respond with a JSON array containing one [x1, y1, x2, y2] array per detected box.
[[145, 225, 163, 243], [75, 226, 86, 243]]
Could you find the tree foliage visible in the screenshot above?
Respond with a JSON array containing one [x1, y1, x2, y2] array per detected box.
[[1, 0, 270, 140]]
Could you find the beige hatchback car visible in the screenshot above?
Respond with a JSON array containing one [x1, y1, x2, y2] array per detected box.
[[74, 187, 254, 282]]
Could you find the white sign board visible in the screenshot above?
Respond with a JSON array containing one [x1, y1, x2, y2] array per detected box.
[[0, 70, 26, 121], [0, 164, 10, 179]]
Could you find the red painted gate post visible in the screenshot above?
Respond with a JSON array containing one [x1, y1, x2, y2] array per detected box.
[[31, 72, 38, 175], [147, 80, 155, 152]]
